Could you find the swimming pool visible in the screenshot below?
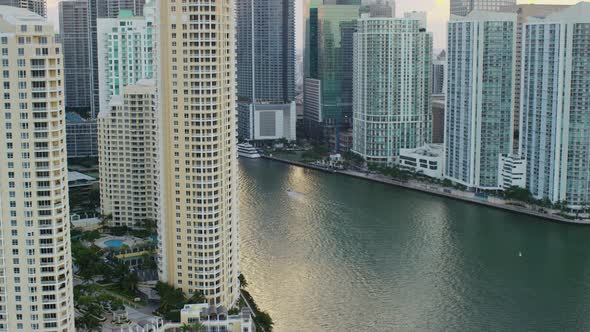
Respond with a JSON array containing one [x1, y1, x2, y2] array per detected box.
[[104, 239, 124, 248]]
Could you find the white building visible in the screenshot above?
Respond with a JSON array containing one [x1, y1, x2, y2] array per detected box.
[[498, 154, 526, 190], [399, 144, 445, 179], [444, 11, 517, 190], [98, 80, 158, 227], [352, 14, 432, 164], [0, 6, 75, 330], [238, 102, 297, 141], [97, 0, 154, 117], [519, 3, 590, 210], [160, 304, 254, 332]]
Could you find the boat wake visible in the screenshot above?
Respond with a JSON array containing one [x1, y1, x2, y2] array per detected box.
[[287, 188, 305, 200]]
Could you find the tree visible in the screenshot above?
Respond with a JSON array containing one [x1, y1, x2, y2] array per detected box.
[[155, 281, 186, 315], [100, 214, 113, 228], [255, 311, 274, 332], [73, 242, 107, 282], [186, 290, 206, 304], [238, 273, 248, 288], [76, 311, 102, 331], [504, 186, 533, 203]]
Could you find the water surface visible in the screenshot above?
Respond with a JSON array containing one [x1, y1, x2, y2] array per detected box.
[[239, 159, 590, 331]]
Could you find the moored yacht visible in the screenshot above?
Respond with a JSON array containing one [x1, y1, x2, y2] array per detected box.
[[237, 142, 261, 158]]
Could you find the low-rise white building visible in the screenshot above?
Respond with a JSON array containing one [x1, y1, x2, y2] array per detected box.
[[160, 304, 255, 332], [498, 154, 526, 190], [399, 144, 444, 179], [238, 102, 297, 141]]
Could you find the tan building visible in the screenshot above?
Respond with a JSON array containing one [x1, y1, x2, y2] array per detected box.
[[98, 79, 158, 227], [0, 6, 75, 331], [157, 0, 240, 307]]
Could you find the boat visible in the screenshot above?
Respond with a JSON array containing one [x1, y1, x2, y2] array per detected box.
[[237, 142, 261, 159]]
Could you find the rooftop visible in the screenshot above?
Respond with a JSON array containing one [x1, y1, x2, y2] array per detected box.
[[0, 5, 45, 25]]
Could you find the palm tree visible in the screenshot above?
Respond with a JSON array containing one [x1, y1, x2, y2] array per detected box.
[[191, 321, 203, 332], [99, 213, 112, 229]]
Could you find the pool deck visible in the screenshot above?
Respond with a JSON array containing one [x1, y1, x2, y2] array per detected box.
[[262, 156, 590, 226]]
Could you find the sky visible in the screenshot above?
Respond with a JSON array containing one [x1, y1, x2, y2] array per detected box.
[[46, 0, 580, 49]]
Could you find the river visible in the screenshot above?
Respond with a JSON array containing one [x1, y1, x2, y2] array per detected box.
[[238, 158, 590, 332]]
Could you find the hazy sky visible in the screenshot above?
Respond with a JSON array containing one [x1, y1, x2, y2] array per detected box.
[[46, 0, 580, 49]]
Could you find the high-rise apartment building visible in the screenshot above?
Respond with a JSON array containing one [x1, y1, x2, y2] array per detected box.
[[0, 7, 75, 331], [59, 0, 92, 109], [352, 15, 432, 164], [498, 4, 569, 150], [519, 3, 590, 210], [304, 0, 360, 143], [0, 0, 46, 17], [98, 80, 158, 226], [157, 0, 240, 307], [445, 11, 517, 190], [450, 0, 515, 16], [97, 1, 155, 116], [236, 0, 296, 141], [87, 0, 146, 118]]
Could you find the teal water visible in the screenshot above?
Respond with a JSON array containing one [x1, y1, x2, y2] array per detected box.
[[104, 239, 123, 248], [238, 159, 590, 332]]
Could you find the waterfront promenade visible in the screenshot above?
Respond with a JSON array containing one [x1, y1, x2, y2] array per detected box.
[[262, 155, 590, 225]]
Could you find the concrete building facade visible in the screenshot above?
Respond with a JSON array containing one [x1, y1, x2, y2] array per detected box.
[[98, 80, 157, 227], [498, 154, 526, 190], [399, 144, 445, 179], [157, 0, 240, 307], [445, 11, 517, 190], [238, 102, 297, 141], [352, 15, 432, 164], [0, 7, 75, 331]]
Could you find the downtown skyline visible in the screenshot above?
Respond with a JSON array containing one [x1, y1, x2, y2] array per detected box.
[[45, 0, 579, 49]]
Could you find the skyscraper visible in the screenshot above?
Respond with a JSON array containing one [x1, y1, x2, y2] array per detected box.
[[157, 0, 240, 307], [97, 1, 155, 116], [236, 0, 296, 141], [445, 11, 517, 190], [304, 0, 360, 143], [352, 15, 432, 164], [87, 0, 146, 118], [519, 3, 590, 210], [98, 80, 158, 227], [0, 0, 46, 17], [450, 0, 515, 16], [236, 0, 295, 104], [59, 0, 92, 109], [0, 6, 75, 331], [498, 4, 569, 150]]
